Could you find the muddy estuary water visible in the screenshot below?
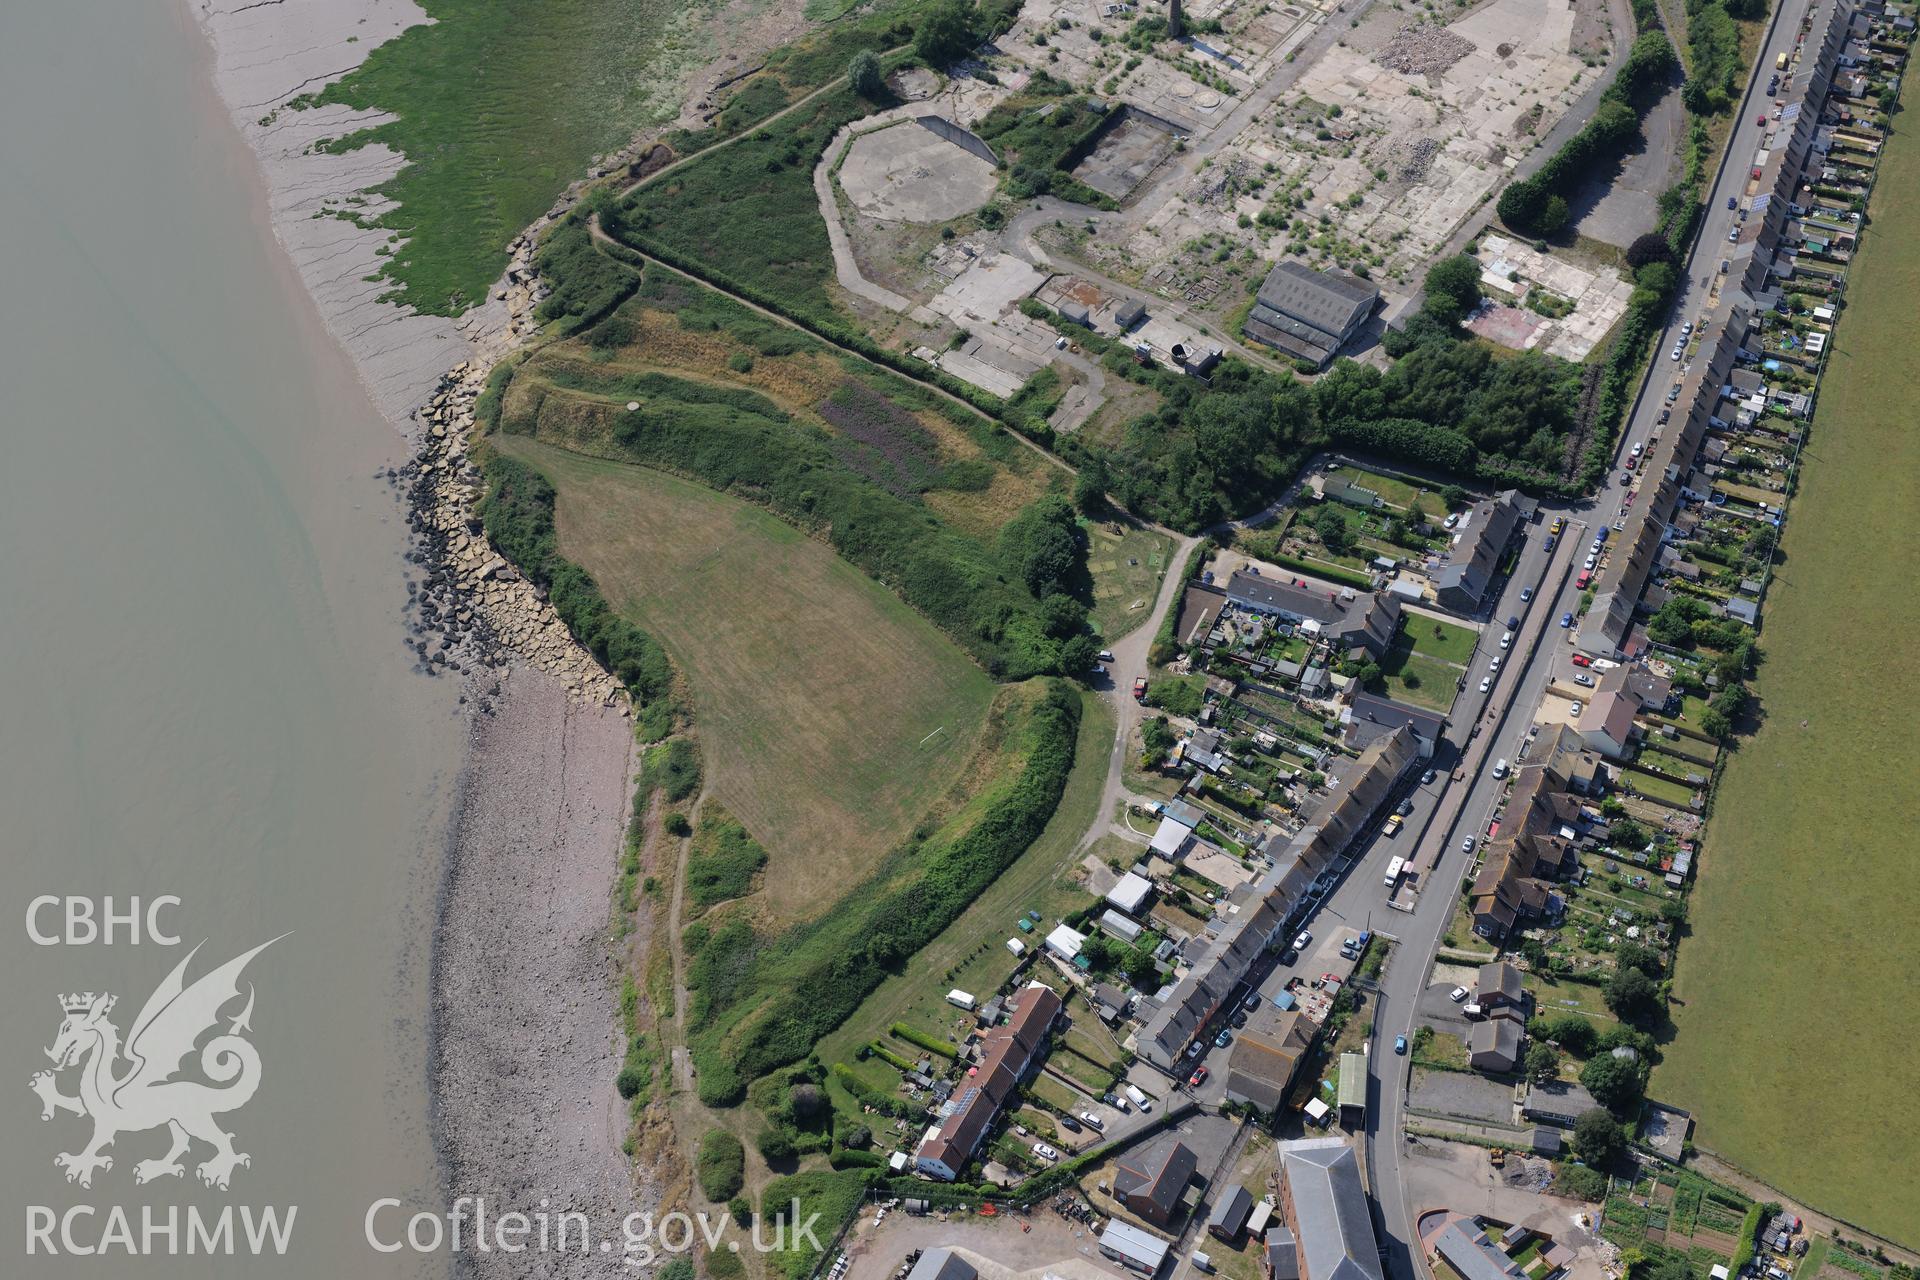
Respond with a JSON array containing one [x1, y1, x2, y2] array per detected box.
[[0, 4, 463, 1274]]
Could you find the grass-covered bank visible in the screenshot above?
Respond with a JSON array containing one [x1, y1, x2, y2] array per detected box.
[[495, 436, 999, 929], [1653, 79, 1920, 1245], [685, 678, 1082, 1104]]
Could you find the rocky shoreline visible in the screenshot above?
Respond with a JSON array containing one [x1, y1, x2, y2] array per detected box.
[[187, 0, 649, 1265]]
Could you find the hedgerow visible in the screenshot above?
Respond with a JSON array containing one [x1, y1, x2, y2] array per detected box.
[[690, 682, 1081, 1090]]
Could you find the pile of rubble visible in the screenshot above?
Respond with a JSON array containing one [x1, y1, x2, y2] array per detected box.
[[389, 226, 628, 716], [1375, 22, 1477, 77], [1187, 155, 1254, 206], [1390, 136, 1440, 183]]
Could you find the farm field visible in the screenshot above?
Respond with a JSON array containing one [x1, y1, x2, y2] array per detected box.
[[499, 436, 996, 926], [814, 696, 1113, 1070], [1653, 94, 1920, 1248]]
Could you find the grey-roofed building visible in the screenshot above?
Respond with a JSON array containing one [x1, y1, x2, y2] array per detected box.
[[1137, 727, 1418, 1070], [1243, 262, 1379, 369], [1524, 1080, 1601, 1128], [906, 1249, 978, 1280], [1276, 1139, 1384, 1280], [1327, 592, 1402, 658], [1431, 491, 1528, 613], [1433, 1222, 1523, 1280], [1265, 1227, 1301, 1280], [1469, 1013, 1524, 1073], [1115, 1138, 1199, 1228], [1210, 1185, 1255, 1241], [1099, 1220, 1171, 1275], [1343, 691, 1446, 758], [1226, 571, 1347, 624]]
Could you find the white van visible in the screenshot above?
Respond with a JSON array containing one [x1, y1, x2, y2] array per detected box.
[[1124, 1084, 1152, 1113], [1492, 758, 1509, 779]]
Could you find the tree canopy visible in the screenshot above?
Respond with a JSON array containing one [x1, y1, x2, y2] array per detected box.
[[1572, 1107, 1627, 1165]]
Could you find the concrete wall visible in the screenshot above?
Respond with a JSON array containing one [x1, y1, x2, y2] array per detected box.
[[915, 115, 1000, 167]]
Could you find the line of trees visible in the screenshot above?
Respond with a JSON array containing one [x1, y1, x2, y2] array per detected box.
[[1498, 32, 1680, 237]]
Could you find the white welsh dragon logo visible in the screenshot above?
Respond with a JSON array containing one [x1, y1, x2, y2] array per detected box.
[[29, 937, 283, 1191]]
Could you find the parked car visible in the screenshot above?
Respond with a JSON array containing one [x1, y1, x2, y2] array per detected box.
[[1098, 649, 1115, 663], [1449, 986, 1469, 1002], [1657, 408, 1670, 425], [1243, 992, 1262, 1011], [1728, 228, 1740, 242], [1500, 631, 1513, 649], [1058, 1114, 1083, 1133], [1571, 653, 1593, 668], [1571, 701, 1585, 717], [1394, 1035, 1408, 1055], [1479, 676, 1492, 693], [1422, 769, 1437, 784], [1756, 114, 1767, 126], [1292, 930, 1312, 951], [1033, 1142, 1059, 1163], [1560, 612, 1574, 628], [1214, 1029, 1233, 1049], [1188, 1066, 1209, 1088], [1727, 195, 1738, 210], [1185, 1040, 1205, 1059], [1080, 1111, 1105, 1131], [1573, 673, 1595, 687], [1507, 615, 1520, 629], [1519, 587, 1533, 603], [1584, 553, 1597, 569], [1489, 655, 1502, 672]]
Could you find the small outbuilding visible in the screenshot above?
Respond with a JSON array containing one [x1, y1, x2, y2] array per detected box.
[[1108, 870, 1156, 915], [1208, 1185, 1254, 1241], [1045, 924, 1088, 961]]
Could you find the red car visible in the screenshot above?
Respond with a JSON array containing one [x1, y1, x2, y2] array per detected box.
[[1571, 653, 1593, 668], [1756, 114, 1768, 126], [1188, 1066, 1209, 1088]]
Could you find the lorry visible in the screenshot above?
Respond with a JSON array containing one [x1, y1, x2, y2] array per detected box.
[[1383, 856, 1406, 888]]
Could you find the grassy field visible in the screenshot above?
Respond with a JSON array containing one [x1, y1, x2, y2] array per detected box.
[[1652, 93, 1920, 1248], [814, 696, 1113, 1068], [500, 436, 996, 926], [1084, 520, 1172, 642], [1406, 615, 1482, 665], [1378, 640, 1460, 711], [298, 0, 706, 314]]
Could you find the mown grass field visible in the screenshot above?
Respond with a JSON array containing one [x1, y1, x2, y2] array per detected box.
[[499, 436, 996, 926], [813, 696, 1113, 1071], [1653, 96, 1920, 1247], [300, 0, 706, 314]]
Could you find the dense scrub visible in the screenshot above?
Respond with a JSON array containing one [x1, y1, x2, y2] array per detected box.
[[696, 1129, 747, 1201], [516, 345, 1081, 677], [686, 681, 1081, 1104], [477, 453, 675, 719], [687, 809, 771, 908], [973, 76, 1119, 208]]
